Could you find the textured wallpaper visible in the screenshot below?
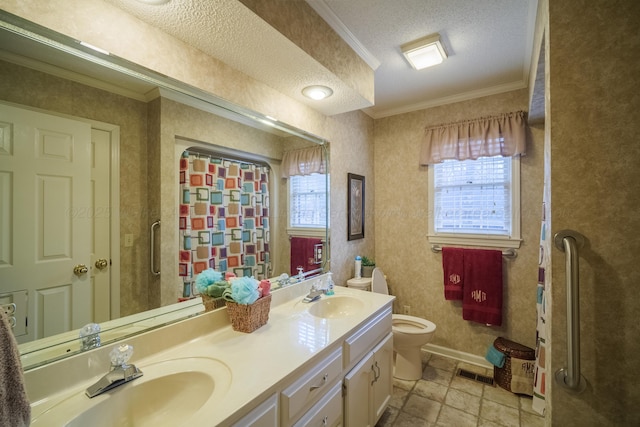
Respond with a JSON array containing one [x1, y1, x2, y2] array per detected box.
[[374, 89, 544, 357], [548, 0, 640, 424]]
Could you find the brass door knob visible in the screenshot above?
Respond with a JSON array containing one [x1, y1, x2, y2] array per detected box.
[[73, 264, 88, 276], [95, 259, 108, 270]]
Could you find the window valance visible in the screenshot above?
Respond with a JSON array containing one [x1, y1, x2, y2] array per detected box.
[[281, 145, 327, 178], [419, 111, 526, 165]]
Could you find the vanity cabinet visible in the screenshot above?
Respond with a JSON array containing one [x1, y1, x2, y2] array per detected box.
[[25, 280, 395, 427], [344, 333, 393, 427], [227, 304, 393, 427]]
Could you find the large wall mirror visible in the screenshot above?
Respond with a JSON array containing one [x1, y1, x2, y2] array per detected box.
[[0, 11, 330, 369]]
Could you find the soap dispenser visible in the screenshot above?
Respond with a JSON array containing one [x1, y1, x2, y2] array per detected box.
[[325, 272, 335, 296]]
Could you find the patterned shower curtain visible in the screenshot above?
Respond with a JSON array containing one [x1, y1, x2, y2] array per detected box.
[[178, 151, 271, 292], [532, 199, 549, 415]]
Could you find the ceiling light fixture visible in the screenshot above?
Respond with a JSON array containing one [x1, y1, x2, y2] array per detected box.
[[302, 85, 333, 100], [401, 34, 448, 70]]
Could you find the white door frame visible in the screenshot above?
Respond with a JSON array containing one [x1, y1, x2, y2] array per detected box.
[[83, 119, 120, 320]]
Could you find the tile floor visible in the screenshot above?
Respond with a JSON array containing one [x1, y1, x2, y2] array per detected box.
[[375, 352, 545, 427]]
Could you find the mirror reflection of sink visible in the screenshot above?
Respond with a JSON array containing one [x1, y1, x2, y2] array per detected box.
[[308, 296, 364, 319], [31, 357, 231, 427]]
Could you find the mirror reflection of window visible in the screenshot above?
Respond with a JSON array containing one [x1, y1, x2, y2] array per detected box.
[[281, 145, 328, 277], [289, 173, 328, 229]]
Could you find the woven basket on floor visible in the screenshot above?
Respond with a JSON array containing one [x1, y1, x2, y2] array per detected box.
[[493, 337, 535, 393], [226, 294, 271, 333]]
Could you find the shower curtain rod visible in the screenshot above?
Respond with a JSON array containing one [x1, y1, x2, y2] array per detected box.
[[185, 147, 271, 169]]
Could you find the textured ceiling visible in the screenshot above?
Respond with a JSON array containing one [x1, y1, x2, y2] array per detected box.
[[104, 0, 372, 116], [105, 0, 537, 118], [317, 0, 538, 117]]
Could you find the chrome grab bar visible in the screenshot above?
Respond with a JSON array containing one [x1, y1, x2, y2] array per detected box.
[[150, 220, 161, 276], [553, 230, 586, 393]]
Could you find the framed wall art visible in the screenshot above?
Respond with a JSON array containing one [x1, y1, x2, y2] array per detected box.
[[347, 173, 365, 240]]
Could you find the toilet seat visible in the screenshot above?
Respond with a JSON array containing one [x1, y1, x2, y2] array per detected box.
[[392, 314, 436, 335]]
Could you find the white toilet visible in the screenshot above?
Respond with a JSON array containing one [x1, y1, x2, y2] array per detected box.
[[371, 267, 437, 380]]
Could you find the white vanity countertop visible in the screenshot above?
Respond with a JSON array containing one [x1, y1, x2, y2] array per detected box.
[[26, 280, 394, 426]]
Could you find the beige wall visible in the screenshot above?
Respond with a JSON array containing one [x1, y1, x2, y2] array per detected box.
[[374, 88, 544, 356], [324, 110, 376, 285], [0, 60, 151, 317], [548, 0, 640, 425]]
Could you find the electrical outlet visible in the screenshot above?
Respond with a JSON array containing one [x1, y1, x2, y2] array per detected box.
[[403, 305, 411, 315], [124, 234, 134, 247]]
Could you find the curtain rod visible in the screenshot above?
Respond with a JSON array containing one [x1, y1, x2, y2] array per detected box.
[[185, 147, 271, 169]]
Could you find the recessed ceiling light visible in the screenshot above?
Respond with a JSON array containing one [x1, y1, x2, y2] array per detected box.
[[401, 34, 448, 70], [302, 85, 334, 100]]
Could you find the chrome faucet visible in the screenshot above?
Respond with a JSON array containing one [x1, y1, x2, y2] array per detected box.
[[302, 281, 326, 303], [79, 323, 101, 351], [85, 344, 143, 398]]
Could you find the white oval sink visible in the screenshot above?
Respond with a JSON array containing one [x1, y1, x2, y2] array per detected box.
[[32, 357, 231, 427], [308, 296, 364, 319]]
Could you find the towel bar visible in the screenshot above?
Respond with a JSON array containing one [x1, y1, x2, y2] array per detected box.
[[430, 245, 517, 259]]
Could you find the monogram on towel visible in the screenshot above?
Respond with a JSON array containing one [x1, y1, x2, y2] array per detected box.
[[442, 247, 464, 300], [461, 248, 503, 326]]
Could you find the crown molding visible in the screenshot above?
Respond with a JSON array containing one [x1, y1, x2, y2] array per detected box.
[[364, 80, 528, 119], [306, 0, 380, 70]]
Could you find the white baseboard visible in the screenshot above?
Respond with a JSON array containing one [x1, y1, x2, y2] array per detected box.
[[422, 343, 493, 370]]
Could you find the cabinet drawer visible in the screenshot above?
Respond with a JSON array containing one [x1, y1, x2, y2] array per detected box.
[[231, 393, 278, 427], [344, 307, 392, 368], [281, 347, 342, 426], [292, 381, 343, 427]]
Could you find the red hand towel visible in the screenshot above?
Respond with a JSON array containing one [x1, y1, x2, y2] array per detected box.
[[442, 247, 464, 300], [290, 237, 322, 275], [462, 248, 503, 326]]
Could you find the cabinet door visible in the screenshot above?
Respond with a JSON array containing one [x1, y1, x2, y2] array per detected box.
[[344, 351, 374, 427], [372, 333, 393, 423]]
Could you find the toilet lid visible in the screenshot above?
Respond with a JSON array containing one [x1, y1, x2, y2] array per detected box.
[[371, 267, 389, 295]]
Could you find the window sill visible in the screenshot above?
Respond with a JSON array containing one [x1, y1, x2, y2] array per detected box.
[[427, 233, 522, 249], [287, 228, 326, 239]]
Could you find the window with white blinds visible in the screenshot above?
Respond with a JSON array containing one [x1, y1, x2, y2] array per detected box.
[[289, 173, 328, 228], [429, 155, 521, 248]]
